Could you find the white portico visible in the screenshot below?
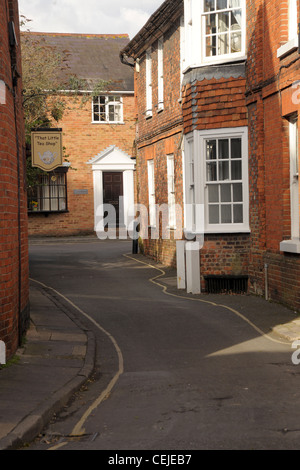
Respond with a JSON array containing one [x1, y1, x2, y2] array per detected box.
[[87, 145, 135, 232]]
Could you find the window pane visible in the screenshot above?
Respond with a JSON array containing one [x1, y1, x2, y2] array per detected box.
[[208, 185, 219, 202], [115, 104, 122, 122], [233, 183, 243, 202], [233, 204, 243, 223], [231, 138, 242, 158], [206, 36, 217, 56], [190, 162, 194, 184], [218, 12, 229, 32], [204, 0, 215, 12], [219, 161, 229, 180], [206, 13, 216, 33], [218, 33, 229, 54], [231, 30, 242, 53], [231, 9, 242, 28], [206, 140, 217, 159], [217, 0, 227, 9], [229, 0, 241, 7], [99, 104, 106, 121], [100, 96, 106, 104], [207, 162, 217, 181], [231, 160, 242, 179], [218, 139, 229, 159], [221, 204, 232, 223], [209, 205, 219, 224], [109, 106, 115, 122], [221, 183, 231, 202]]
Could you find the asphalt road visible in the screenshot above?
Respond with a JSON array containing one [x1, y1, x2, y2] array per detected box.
[[27, 238, 300, 451]]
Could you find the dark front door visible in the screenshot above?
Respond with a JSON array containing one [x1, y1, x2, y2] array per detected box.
[[103, 172, 123, 226]]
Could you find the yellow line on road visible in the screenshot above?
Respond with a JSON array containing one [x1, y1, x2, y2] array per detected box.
[[30, 278, 124, 449], [123, 254, 290, 346]]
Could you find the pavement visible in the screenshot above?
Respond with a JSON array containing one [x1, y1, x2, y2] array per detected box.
[[0, 237, 300, 450]]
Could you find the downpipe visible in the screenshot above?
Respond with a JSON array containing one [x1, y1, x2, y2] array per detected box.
[[265, 263, 268, 301]]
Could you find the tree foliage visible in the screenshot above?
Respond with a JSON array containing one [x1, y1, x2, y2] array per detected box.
[[20, 16, 110, 193]]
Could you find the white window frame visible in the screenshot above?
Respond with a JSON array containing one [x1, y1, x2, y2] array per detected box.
[[184, 134, 196, 232], [92, 95, 123, 124], [147, 160, 156, 226], [289, 0, 298, 41], [277, 0, 299, 58], [167, 154, 176, 228], [280, 117, 300, 253], [184, 127, 249, 234], [180, 15, 187, 99], [183, 0, 246, 70], [0, 80, 6, 104], [146, 48, 153, 118], [157, 37, 164, 111]]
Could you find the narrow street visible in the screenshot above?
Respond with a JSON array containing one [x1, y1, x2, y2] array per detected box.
[[26, 238, 300, 450]]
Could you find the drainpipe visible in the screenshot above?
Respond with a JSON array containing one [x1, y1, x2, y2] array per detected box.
[[120, 52, 135, 68], [264, 263, 268, 301]]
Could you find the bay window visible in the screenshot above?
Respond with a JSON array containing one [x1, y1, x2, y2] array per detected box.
[[184, 127, 249, 233], [183, 0, 246, 68]]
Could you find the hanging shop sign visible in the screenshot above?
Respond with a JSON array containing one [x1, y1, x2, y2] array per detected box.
[[31, 128, 63, 171]]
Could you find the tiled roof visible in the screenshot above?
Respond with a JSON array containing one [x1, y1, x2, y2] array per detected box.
[[22, 32, 134, 92]]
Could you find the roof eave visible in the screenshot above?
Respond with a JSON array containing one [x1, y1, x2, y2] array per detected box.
[[120, 0, 183, 61]]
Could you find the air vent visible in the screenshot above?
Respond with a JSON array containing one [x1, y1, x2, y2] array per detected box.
[[205, 275, 248, 294]]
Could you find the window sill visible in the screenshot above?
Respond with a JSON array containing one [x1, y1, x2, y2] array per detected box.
[[280, 239, 300, 254], [184, 228, 251, 236], [183, 55, 247, 74], [28, 210, 69, 215], [277, 38, 298, 59], [204, 224, 251, 234], [91, 121, 125, 125]]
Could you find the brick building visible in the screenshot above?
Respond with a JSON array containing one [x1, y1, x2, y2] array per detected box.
[[25, 33, 135, 237], [121, 0, 300, 312], [246, 0, 300, 309], [121, 0, 185, 266], [0, 0, 30, 359]]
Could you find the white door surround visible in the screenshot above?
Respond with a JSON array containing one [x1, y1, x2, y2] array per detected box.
[[87, 145, 135, 231]]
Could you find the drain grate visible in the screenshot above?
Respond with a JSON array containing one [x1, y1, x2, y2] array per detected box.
[[205, 275, 248, 294]]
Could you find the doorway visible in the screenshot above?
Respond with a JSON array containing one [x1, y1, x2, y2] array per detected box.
[[103, 172, 123, 227]]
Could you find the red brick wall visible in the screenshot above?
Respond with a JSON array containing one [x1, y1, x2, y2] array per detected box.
[[136, 21, 183, 144], [0, 0, 29, 359], [135, 18, 184, 267], [183, 76, 248, 133], [137, 134, 183, 267], [28, 94, 136, 236], [246, 0, 300, 310]]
